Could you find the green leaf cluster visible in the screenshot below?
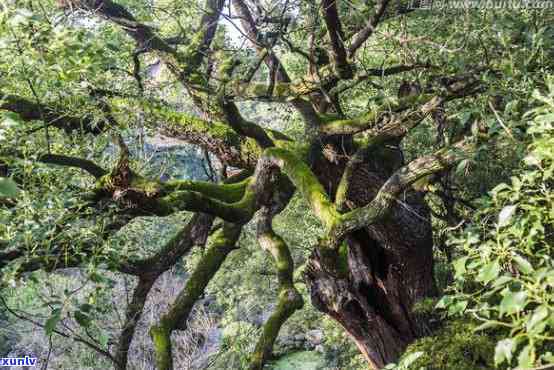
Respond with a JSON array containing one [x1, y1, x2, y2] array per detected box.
[[440, 76, 554, 369]]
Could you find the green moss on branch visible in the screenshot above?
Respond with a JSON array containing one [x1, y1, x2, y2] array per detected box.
[[157, 108, 262, 169], [93, 163, 257, 222], [162, 178, 249, 203], [150, 223, 242, 370], [263, 148, 340, 230], [333, 140, 476, 245], [250, 210, 303, 370], [318, 94, 436, 135]]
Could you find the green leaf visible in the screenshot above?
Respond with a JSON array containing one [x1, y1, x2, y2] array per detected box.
[[491, 182, 511, 195], [542, 352, 554, 363], [74, 310, 91, 328], [495, 338, 515, 365], [98, 333, 109, 347], [453, 256, 469, 277], [498, 205, 517, 227], [448, 300, 468, 316], [0, 111, 22, 127], [44, 308, 62, 336], [523, 153, 541, 167], [477, 259, 501, 284], [435, 296, 452, 309], [491, 275, 513, 288], [513, 254, 534, 275], [527, 305, 549, 334], [455, 159, 469, 176], [79, 303, 94, 313], [0, 177, 19, 198], [400, 351, 424, 368], [500, 290, 528, 316], [412, 175, 431, 191], [473, 321, 499, 332], [517, 344, 535, 369]]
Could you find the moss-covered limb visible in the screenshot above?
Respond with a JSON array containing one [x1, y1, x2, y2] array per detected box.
[[88, 139, 265, 225], [249, 287, 303, 370], [320, 76, 483, 136], [114, 276, 155, 370], [95, 170, 243, 220], [331, 140, 476, 246], [0, 93, 105, 134], [155, 186, 255, 223], [260, 148, 340, 230], [158, 108, 262, 169], [95, 146, 295, 229], [335, 145, 372, 212], [93, 143, 257, 222], [150, 223, 242, 370], [159, 148, 293, 224], [318, 93, 438, 135], [162, 178, 250, 203], [150, 324, 173, 370], [250, 207, 303, 370]]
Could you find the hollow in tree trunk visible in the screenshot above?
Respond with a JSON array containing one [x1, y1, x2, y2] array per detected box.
[[306, 140, 437, 369]]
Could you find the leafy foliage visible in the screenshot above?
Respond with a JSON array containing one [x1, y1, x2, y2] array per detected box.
[[387, 319, 496, 370], [440, 77, 554, 369]]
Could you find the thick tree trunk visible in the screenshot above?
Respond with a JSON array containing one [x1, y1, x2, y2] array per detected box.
[[306, 140, 437, 369]]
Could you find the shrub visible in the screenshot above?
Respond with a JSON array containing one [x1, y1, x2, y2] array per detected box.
[[439, 76, 554, 369]]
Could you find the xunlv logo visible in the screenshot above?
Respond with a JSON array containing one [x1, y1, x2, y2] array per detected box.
[[0, 356, 37, 367]]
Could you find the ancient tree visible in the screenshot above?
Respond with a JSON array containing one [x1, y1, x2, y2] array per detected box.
[[0, 0, 491, 369]]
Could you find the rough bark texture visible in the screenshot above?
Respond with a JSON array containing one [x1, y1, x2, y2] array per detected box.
[[114, 277, 155, 370], [306, 140, 437, 369]]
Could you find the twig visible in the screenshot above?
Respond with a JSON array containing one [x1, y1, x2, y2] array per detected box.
[[488, 100, 515, 142]]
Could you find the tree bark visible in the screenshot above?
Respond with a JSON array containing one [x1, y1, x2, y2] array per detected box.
[[306, 139, 437, 369], [114, 277, 155, 370]]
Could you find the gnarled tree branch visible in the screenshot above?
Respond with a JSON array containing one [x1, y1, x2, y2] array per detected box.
[[249, 197, 303, 369], [150, 222, 242, 370], [1, 93, 105, 134]]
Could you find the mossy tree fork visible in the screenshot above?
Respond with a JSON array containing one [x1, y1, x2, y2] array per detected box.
[[1, 0, 489, 369]]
